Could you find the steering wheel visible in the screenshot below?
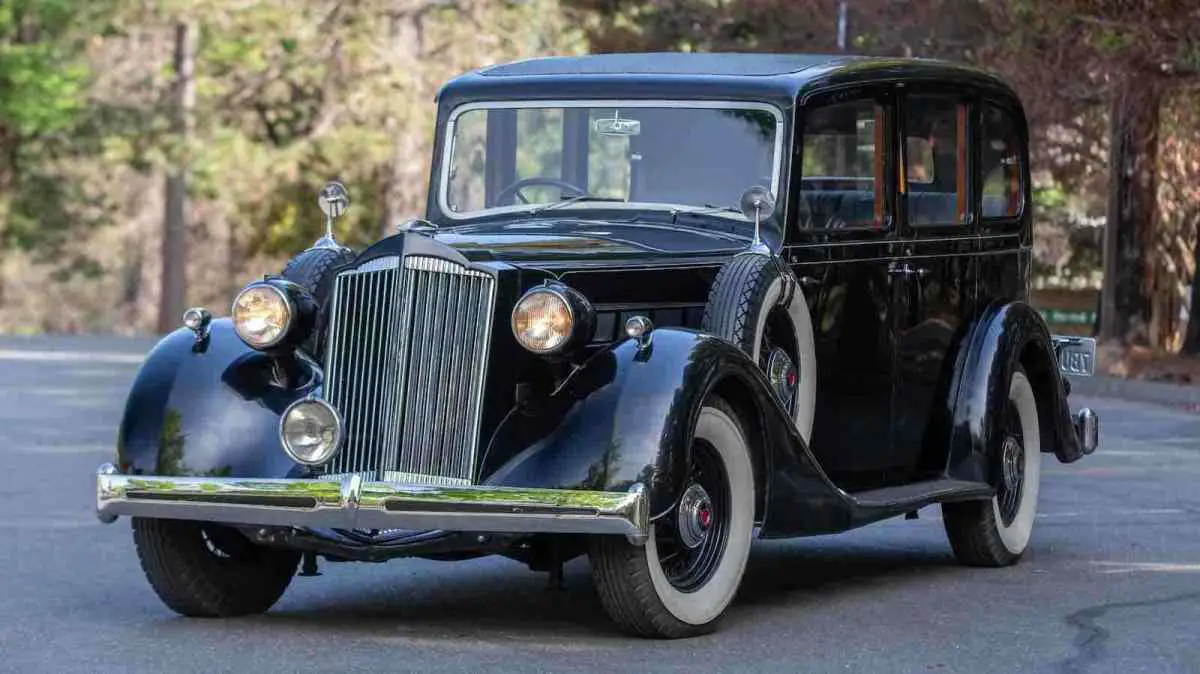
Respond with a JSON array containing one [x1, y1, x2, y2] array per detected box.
[[493, 177, 588, 207]]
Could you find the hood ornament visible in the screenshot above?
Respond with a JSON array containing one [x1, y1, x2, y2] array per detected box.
[[740, 186, 775, 256], [313, 180, 350, 249]]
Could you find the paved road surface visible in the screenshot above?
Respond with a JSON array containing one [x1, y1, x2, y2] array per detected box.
[[1, 337, 1198, 673]]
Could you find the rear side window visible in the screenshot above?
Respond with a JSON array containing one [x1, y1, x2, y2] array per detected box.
[[799, 98, 886, 229], [981, 104, 1024, 219], [903, 95, 968, 226]]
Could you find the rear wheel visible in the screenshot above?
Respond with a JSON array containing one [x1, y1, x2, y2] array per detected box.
[[589, 397, 755, 638], [942, 368, 1042, 566], [132, 518, 300, 617]]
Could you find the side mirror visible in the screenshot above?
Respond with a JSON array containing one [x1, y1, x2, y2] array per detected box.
[[313, 181, 349, 250], [739, 185, 776, 222], [739, 186, 776, 256], [318, 181, 350, 220]]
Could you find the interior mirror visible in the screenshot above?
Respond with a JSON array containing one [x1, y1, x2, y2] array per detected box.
[[592, 113, 641, 137], [739, 185, 776, 221]]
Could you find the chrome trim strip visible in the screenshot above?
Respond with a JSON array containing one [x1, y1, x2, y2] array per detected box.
[[95, 465, 648, 541]]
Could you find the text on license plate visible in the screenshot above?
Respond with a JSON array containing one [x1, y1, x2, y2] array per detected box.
[[1051, 336, 1096, 377]]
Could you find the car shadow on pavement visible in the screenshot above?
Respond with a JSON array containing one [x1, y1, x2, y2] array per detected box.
[[241, 537, 961, 641], [733, 538, 960, 608]]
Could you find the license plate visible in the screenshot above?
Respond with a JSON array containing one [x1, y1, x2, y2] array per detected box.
[[1051, 336, 1096, 377]]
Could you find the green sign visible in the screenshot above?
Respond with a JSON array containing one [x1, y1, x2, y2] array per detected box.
[[1040, 309, 1096, 325]]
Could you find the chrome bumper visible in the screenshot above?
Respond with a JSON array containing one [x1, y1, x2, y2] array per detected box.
[[95, 464, 648, 543]]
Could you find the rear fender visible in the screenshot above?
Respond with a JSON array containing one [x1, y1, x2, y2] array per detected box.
[[945, 301, 1083, 484], [116, 319, 319, 478]]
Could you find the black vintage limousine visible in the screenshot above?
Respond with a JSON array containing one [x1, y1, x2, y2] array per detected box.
[[97, 53, 1100, 638]]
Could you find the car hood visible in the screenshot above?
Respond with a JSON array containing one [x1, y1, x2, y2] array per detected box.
[[433, 219, 749, 263]]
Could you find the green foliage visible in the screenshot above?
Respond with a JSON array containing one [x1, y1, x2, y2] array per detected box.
[[0, 0, 90, 137]]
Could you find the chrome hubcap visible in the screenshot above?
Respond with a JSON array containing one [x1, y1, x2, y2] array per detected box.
[[677, 482, 714, 549], [766, 347, 798, 410], [1001, 436, 1022, 491], [998, 432, 1025, 525]]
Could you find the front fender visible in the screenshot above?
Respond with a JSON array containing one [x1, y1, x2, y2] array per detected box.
[[481, 329, 779, 519], [946, 301, 1083, 484], [116, 319, 319, 478]]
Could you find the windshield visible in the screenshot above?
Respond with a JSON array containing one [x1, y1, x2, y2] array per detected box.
[[440, 101, 783, 222]]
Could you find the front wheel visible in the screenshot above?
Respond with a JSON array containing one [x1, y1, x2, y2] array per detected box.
[[133, 518, 300, 617], [942, 368, 1043, 566], [589, 397, 755, 638]]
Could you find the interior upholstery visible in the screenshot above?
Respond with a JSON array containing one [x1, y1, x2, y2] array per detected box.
[[799, 191, 1003, 228]]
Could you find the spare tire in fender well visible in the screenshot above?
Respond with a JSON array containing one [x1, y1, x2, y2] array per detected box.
[[701, 252, 816, 444], [280, 246, 355, 359]]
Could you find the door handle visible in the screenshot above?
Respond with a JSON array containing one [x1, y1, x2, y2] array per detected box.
[[888, 261, 928, 277]]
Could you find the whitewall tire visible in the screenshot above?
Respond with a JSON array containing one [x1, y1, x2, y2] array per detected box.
[[589, 398, 755, 638], [943, 368, 1042, 566]]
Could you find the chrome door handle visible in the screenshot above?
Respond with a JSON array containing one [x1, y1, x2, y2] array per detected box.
[[888, 261, 928, 277]]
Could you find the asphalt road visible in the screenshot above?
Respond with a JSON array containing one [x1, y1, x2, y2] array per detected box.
[[2, 336, 1198, 674]]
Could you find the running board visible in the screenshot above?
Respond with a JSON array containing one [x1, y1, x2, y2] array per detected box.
[[848, 478, 993, 510]]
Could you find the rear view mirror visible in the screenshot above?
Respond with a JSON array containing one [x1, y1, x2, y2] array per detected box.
[[593, 116, 641, 137]]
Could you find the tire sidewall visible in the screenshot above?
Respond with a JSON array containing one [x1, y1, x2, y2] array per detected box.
[[644, 404, 755, 626], [992, 370, 1042, 555]]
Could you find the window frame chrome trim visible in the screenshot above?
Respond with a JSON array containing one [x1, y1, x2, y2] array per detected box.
[[437, 98, 787, 221]]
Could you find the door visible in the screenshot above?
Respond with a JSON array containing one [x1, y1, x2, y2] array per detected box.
[[789, 88, 901, 492], [889, 92, 975, 481]]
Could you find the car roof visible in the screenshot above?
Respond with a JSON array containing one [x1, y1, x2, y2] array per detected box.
[[479, 52, 844, 77], [436, 53, 1017, 110]]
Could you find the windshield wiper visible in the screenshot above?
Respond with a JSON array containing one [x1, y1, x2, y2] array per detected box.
[[528, 194, 625, 214], [670, 204, 744, 219]]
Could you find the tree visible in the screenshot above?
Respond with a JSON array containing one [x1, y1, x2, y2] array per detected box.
[[158, 20, 195, 333]]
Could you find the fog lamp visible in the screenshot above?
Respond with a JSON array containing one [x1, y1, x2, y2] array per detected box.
[[279, 399, 343, 466]]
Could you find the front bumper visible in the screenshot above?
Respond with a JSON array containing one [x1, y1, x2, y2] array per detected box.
[[95, 464, 648, 543]]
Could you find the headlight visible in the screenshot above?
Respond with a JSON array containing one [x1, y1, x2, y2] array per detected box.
[[279, 399, 342, 465], [511, 284, 593, 355], [232, 282, 294, 349]]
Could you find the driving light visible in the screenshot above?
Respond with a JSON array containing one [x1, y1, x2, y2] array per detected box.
[[232, 283, 293, 348], [512, 287, 574, 354], [280, 399, 343, 465]]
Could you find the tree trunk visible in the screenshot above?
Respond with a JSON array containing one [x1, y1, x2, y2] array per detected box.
[[157, 21, 196, 333], [1098, 74, 1162, 346], [379, 10, 425, 238], [1182, 231, 1200, 354]]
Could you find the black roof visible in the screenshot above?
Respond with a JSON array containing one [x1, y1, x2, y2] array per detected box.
[[437, 53, 1016, 111], [478, 53, 847, 78]]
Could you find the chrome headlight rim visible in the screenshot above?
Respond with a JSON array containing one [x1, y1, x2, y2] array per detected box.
[[278, 397, 344, 466], [511, 285, 580, 355], [231, 281, 296, 350]]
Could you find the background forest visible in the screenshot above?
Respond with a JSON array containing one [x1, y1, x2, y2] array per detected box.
[[1, 0, 1199, 363]]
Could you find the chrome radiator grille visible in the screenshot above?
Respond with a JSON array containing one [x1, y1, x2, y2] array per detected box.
[[321, 255, 496, 484]]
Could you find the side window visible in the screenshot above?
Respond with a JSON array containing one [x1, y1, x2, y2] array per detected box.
[[981, 104, 1023, 219], [904, 96, 968, 226], [800, 98, 886, 229]]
